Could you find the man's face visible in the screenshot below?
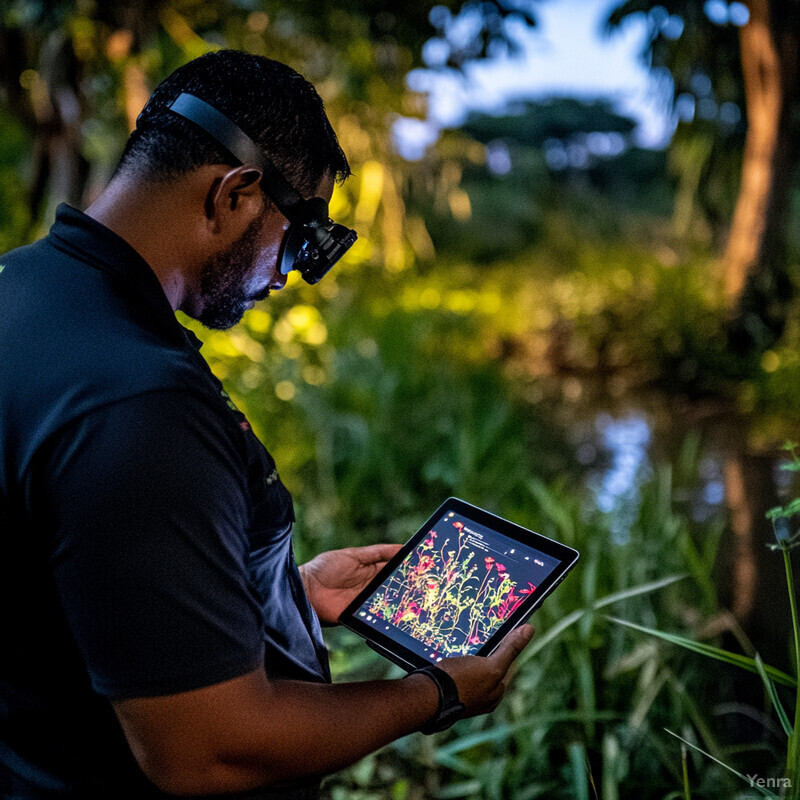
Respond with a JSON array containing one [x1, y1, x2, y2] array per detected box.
[[194, 210, 285, 330], [195, 171, 334, 330]]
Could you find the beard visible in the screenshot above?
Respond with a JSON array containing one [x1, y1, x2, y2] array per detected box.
[[195, 213, 271, 330]]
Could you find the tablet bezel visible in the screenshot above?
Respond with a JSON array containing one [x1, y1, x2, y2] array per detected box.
[[338, 497, 580, 671]]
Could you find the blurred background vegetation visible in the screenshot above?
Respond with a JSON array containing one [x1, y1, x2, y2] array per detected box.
[[2, 0, 800, 797]]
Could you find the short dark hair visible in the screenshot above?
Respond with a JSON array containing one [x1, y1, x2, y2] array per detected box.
[[116, 50, 350, 196]]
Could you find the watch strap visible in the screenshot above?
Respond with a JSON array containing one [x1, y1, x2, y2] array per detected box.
[[408, 665, 465, 734]]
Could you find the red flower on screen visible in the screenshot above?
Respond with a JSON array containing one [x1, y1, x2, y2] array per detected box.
[[417, 556, 435, 572], [392, 601, 421, 625]]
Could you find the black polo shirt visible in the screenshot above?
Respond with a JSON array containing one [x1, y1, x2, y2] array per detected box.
[[0, 205, 330, 798]]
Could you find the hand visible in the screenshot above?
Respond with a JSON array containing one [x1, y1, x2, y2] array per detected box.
[[435, 625, 535, 719], [299, 544, 402, 626]]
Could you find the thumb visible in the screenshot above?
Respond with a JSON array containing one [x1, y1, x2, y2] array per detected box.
[[357, 543, 403, 564], [488, 624, 534, 672]]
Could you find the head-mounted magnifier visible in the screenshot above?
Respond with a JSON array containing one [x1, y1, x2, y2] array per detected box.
[[165, 93, 356, 284]]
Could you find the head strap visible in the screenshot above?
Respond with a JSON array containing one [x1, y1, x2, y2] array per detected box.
[[167, 93, 304, 217]]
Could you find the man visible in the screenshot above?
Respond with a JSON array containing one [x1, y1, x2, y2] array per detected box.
[[0, 50, 532, 799]]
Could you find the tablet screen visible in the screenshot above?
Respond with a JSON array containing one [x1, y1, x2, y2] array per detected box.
[[348, 504, 568, 664]]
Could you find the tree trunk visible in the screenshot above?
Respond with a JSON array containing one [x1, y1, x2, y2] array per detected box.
[[723, 0, 799, 353], [0, 3, 164, 232], [26, 30, 89, 232], [720, 451, 793, 668], [717, 444, 800, 751]]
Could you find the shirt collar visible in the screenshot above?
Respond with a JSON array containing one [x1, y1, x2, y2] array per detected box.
[[47, 203, 200, 349]]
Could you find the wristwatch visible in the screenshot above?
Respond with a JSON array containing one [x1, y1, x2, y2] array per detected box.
[[408, 664, 465, 734]]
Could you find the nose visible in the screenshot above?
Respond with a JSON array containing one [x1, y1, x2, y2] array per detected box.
[[269, 268, 289, 291]]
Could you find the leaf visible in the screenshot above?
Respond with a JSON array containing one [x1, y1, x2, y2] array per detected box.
[[754, 653, 793, 738], [434, 780, 483, 799], [593, 574, 688, 611], [601, 732, 622, 800], [436, 711, 623, 759], [433, 750, 478, 777], [568, 741, 591, 800], [527, 478, 575, 541], [436, 723, 519, 756], [519, 574, 689, 664], [663, 729, 780, 799], [681, 742, 691, 800], [518, 608, 585, 663], [767, 498, 800, 519], [607, 617, 797, 688]]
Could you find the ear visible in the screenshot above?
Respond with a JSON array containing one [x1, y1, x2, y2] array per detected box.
[[204, 165, 265, 233]]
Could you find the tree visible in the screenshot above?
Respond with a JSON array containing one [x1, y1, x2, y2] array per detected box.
[[607, 0, 800, 354], [0, 0, 539, 259]]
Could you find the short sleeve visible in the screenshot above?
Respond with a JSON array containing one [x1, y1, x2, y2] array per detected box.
[[31, 390, 266, 700]]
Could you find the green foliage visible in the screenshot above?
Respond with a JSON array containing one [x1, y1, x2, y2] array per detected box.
[[767, 443, 800, 550], [462, 97, 637, 148], [610, 449, 800, 799], [0, 113, 30, 251], [182, 135, 800, 794], [187, 263, 578, 560], [314, 438, 771, 798], [0, 0, 541, 251], [607, 617, 796, 688], [606, 1, 748, 237]]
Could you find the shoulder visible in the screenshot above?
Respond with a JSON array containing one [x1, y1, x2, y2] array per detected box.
[[42, 387, 250, 495], [0, 241, 234, 484]]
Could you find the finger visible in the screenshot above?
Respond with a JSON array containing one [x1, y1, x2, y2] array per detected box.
[[356, 543, 402, 565], [488, 624, 534, 673]]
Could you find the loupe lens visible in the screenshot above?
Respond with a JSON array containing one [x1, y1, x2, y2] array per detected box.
[[279, 222, 357, 284]]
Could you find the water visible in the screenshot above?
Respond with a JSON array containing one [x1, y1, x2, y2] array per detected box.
[[590, 412, 651, 544], [553, 384, 798, 671]]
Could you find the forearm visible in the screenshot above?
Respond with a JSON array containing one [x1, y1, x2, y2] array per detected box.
[[115, 625, 533, 795], [249, 673, 438, 780], [115, 668, 439, 795]]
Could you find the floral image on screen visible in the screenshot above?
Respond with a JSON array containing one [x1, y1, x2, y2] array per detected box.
[[363, 518, 541, 657]]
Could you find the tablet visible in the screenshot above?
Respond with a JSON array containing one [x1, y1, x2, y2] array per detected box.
[[339, 497, 580, 671]]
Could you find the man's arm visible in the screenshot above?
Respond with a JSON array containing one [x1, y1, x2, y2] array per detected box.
[[112, 625, 533, 795]]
